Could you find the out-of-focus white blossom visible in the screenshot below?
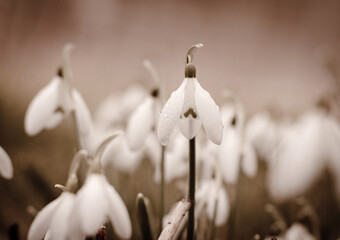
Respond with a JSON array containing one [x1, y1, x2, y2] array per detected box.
[[70, 173, 132, 239], [196, 179, 229, 226], [0, 145, 13, 179], [24, 73, 71, 136], [93, 84, 147, 134], [202, 99, 257, 185], [264, 223, 315, 240], [101, 133, 143, 173], [247, 108, 340, 202], [246, 111, 288, 162], [154, 132, 188, 183], [126, 96, 156, 150], [126, 60, 162, 151], [284, 223, 315, 240], [28, 191, 76, 240]]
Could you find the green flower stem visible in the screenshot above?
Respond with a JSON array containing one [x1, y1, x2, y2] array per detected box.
[[187, 137, 196, 240]]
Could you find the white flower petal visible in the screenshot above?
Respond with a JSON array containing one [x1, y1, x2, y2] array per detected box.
[[94, 85, 147, 134], [126, 97, 154, 150], [28, 197, 62, 240], [215, 187, 229, 226], [71, 174, 107, 236], [0, 146, 13, 179], [50, 192, 75, 240], [218, 130, 241, 184], [165, 150, 188, 183], [241, 141, 258, 178], [45, 112, 64, 130], [101, 135, 143, 173], [159, 134, 188, 183], [193, 79, 223, 145], [144, 133, 162, 167], [284, 223, 315, 240], [73, 90, 96, 153], [157, 80, 186, 146], [267, 112, 325, 201], [24, 77, 62, 136], [206, 185, 229, 226], [246, 112, 282, 162], [104, 184, 132, 239], [178, 116, 202, 140], [323, 113, 340, 201]]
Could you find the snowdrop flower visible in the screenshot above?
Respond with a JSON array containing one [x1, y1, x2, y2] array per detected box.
[[24, 43, 94, 153], [70, 134, 132, 239], [24, 67, 71, 136], [154, 132, 188, 183], [265, 108, 339, 201], [195, 179, 229, 226], [29, 191, 76, 240], [126, 60, 162, 151], [284, 223, 315, 240], [218, 100, 257, 184], [248, 105, 340, 202], [202, 94, 257, 185], [101, 133, 143, 173], [246, 111, 287, 162], [94, 84, 147, 134], [157, 44, 223, 146], [264, 223, 315, 240], [70, 173, 132, 239], [28, 151, 86, 240], [0, 145, 13, 179]]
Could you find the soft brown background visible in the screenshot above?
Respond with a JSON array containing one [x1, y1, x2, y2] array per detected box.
[[1, 0, 340, 239]]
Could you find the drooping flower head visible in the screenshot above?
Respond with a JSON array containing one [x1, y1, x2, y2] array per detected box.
[[126, 60, 163, 151], [24, 44, 95, 154], [70, 132, 132, 239], [28, 150, 86, 240], [157, 44, 223, 146]]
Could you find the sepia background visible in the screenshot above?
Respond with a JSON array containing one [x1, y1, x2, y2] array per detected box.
[[0, 0, 340, 239]]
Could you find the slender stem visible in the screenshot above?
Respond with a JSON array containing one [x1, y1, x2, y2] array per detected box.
[[62, 44, 82, 152], [187, 138, 196, 240], [226, 185, 238, 240], [159, 145, 166, 236], [210, 158, 222, 240], [70, 110, 81, 152]]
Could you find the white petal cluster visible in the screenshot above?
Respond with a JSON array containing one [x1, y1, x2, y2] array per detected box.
[[70, 174, 132, 239], [201, 101, 258, 185], [28, 174, 132, 240], [196, 179, 230, 226], [93, 84, 147, 134], [126, 96, 156, 151], [24, 76, 71, 136], [158, 78, 223, 146], [247, 108, 340, 202], [101, 133, 143, 173], [264, 223, 315, 240], [28, 192, 76, 240]]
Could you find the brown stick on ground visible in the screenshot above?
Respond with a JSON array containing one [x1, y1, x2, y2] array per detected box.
[[158, 199, 192, 240]]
